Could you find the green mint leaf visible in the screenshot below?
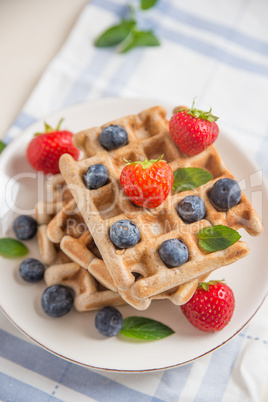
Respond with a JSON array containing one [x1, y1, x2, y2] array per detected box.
[[120, 316, 174, 340], [172, 167, 213, 192], [0, 140, 6, 153], [0, 238, 28, 258], [94, 20, 136, 47], [141, 0, 158, 10], [197, 225, 241, 252], [120, 29, 160, 53]]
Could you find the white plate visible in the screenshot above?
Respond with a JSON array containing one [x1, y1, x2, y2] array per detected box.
[[0, 98, 267, 372]]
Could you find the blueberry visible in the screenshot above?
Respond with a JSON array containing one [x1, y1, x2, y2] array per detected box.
[[99, 125, 128, 151], [19, 258, 45, 283], [84, 164, 108, 190], [95, 306, 123, 337], [210, 178, 241, 211], [13, 215, 38, 240], [109, 219, 140, 249], [159, 239, 188, 268], [176, 195, 206, 223], [41, 285, 74, 317]]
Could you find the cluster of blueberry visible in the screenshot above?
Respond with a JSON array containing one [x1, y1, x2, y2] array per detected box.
[[108, 177, 241, 268], [12, 215, 75, 317], [83, 125, 128, 190]]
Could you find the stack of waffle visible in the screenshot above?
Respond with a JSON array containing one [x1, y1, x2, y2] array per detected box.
[[36, 106, 263, 311]]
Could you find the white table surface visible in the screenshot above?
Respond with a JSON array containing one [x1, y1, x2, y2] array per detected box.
[[0, 0, 88, 140]]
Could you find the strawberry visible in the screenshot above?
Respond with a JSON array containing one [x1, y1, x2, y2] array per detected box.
[[169, 101, 219, 156], [120, 156, 174, 208], [26, 119, 79, 175], [180, 280, 235, 332]]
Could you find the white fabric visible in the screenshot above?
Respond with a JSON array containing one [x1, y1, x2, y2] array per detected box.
[[1, 0, 268, 400]]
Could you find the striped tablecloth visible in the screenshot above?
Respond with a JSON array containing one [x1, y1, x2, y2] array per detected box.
[[1, 1, 268, 400]]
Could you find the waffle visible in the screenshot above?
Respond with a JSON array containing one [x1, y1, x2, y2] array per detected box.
[[47, 198, 117, 291], [44, 262, 125, 312], [59, 106, 262, 308], [37, 224, 72, 265], [35, 174, 73, 225], [48, 194, 208, 308]]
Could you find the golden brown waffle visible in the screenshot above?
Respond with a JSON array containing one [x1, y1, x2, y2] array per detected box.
[[48, 196, 207, 307], [38, 218, 126, 311], [46, 197, 116, 291], [40, 219, 205, 310], [59, 106, 262, 308], [47, 198, 87, 243], [44, 262, 125, 312], [35, 174, 73, 225], [37, 224, 72, 265]]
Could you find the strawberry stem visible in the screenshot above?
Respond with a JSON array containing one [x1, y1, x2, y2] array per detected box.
[[123, 154, 165, 169], [187, 98, 219, 122], [198, 280, 225, 291], [55, 118, 64, 131], [34, 118, 65, 136]]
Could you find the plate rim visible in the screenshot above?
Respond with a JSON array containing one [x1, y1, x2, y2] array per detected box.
[[0, 97, 267, 373]]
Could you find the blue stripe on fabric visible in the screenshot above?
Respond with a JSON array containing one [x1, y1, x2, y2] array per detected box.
[[92, 0, 268, 57], [101, 44, 156, 98], [65, 0, 130, 105], [90, 0, 128, 16], [0, 372, 63, 402], [92, 0, 268, 77], [239, 331, 268, 344], [0, 329, 71, 382], [3, 112, 37, 143], [158, 0, 268, 56], [152, 362, 193, 401], [157, 25, 268, 77], [65, 50, 116, 105], [193, 331, 246, 402], [57, 362, 164, 402], [0, 329, 164, 402], [13, 112, 37, 130]]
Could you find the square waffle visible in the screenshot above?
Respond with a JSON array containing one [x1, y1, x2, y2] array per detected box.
[[36, 195, 126, 311], [46, 197, 117, 291], [47, 192, 209, 309], [59, 106, 263, 307]]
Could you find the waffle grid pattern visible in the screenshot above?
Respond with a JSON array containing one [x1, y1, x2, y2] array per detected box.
[[59, 106, 262, 308]]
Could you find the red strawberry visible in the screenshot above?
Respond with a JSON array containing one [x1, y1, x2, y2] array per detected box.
[[180, 280, 235, 332], [26, 119, 79, 174], [120, 156, 174, 208], [169, 101, 219, 156]]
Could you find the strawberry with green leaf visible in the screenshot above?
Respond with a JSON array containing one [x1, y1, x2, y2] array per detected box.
[[120, 156, 173, 208], [26, 119, 79, 175], [169, 100, 219, 156], [181, 280, 235, 332]]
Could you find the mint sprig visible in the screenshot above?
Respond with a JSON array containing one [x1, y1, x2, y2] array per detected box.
[[141, 0, 159, 10], [120, 316, 174, 340], [120, 29, 160, 53], [94, 3, 160, 53], [0, 140, 6, 154], [0, 238, 29, 258], [94, 20, 136, 47], [198, 225, 241, 252], [173, 167, 213, 192]]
